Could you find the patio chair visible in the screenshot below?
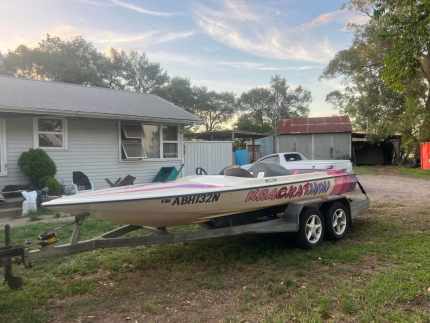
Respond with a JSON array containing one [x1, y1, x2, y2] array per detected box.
[[72, 171, 95, 192], [105, 175, 136, 187]]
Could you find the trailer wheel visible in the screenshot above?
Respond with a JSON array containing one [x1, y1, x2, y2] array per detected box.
[[297, 207, 324, 249], [325, 202, 350, 240]]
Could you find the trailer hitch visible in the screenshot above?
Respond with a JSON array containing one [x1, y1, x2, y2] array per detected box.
[[0, 225, 30, 290]]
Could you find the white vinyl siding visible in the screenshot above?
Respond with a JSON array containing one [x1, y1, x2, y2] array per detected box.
[[0, 115, 184, 189]]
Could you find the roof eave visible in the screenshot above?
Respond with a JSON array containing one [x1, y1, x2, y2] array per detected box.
[[0, 105, 200, 125]]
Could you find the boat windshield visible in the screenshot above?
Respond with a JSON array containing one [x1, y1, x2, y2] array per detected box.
[[248, 162, 292, 177], [223, 162, 292, 178]]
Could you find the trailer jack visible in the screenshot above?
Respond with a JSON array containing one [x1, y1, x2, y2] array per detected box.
[[0, 225, 30, 290]]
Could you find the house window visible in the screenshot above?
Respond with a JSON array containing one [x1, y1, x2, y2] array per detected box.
[[162, 126, 179, 158], [34, 118, 67, 149], [121, 122, 144, 159], [143, 125, 161, 158], [120, 122, 179, 160], [0, 119, 6, 176]]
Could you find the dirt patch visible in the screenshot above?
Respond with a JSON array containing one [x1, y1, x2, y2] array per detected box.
[[358, 174, 430, 204], [357, 174, 430, 230]]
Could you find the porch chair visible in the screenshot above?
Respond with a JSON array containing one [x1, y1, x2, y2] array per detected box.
[[72, 171, 95, 192], [105, 175, 136, 187]]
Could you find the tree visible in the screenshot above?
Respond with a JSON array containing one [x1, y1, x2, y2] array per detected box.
[[238, 88, 272, 130], [125, 51, 169, 93], [193, 87, 237, 132], [0, 52, 5, 74], [372, 0, 430, 141], [323, 1, 430, 159], [266, 75, 311, 131], [155, 77, 195, 112], [322, 26, 410, 139], [3, 35, 110, 86], [236, 76, 311, 134], [2, 35, 169, 94], [235, 113, 272, 133]]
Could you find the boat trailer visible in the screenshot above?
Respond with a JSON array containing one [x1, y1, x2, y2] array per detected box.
[[1, 193, 369, 290]]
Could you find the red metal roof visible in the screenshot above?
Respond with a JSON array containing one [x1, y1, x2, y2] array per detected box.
[[278, 116, 352, 134]]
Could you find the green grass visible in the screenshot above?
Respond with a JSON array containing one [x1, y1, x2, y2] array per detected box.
[[1, 208, 430, 322], [398, 167, 430, 179], [354, 165, 430, 179]]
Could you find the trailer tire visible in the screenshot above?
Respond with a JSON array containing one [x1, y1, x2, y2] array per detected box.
[[325, 201, 350, 240], [296, 207, 324, 249]]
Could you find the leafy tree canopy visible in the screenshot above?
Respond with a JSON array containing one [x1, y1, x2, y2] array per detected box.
[[236, 75, 311, 133], [323, 0, 430, 159]]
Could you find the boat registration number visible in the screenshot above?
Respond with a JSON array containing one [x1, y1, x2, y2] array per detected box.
[[161, 192, 221, 206]]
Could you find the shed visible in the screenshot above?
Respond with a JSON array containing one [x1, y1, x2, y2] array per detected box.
[[277, 116, 352, 160]]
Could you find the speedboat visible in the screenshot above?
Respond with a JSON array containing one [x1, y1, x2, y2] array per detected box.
[[43, 163, 357, 227]]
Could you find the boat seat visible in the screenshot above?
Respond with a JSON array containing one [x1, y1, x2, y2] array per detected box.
[[248, 162, 292, 177]]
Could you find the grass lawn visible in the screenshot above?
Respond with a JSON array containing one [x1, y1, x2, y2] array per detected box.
[[354, 165, 430, 179], [1, 204, 430, 322]]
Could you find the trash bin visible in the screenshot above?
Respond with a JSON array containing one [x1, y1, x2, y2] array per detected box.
[[421, 142, 430, 170]]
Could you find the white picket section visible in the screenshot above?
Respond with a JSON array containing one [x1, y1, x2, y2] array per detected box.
[[183, 141, 234, 176]]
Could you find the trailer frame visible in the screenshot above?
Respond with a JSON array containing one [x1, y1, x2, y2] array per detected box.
[[1, 191, 369, 289]]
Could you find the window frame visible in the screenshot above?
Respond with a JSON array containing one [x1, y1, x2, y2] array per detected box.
[[119, 121, 181, 161], [33, 117, 68, 150], [161, 125, 180, 159], [0, 119, 7, 176]]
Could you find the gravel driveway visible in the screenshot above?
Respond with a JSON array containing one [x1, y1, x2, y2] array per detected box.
[[357, 174, 430, 204]]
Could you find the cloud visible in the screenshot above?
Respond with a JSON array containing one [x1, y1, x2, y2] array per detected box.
[[145, 50, 323, 72], [218, 61, 323, 72], [76, 0, 114, 7], [156, 31, 196, 44], [299, 9, 369, 31], [110, 0, 180, 17], [45, 24, 195, 49], [193, 1, 337, 63]]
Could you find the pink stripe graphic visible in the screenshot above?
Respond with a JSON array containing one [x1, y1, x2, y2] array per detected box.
[[84, 183, 226, 196]]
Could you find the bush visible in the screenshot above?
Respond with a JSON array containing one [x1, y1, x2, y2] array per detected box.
[[45, 176, 62, 195], [18, 149, 57, 189]]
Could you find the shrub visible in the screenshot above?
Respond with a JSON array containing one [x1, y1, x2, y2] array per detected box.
[[45, 176, 62, 195], [18, 149, 57, 189]]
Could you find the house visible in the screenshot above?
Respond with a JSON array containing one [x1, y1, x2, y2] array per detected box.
[[0, 76, 199, 189], [275, 116, 352, 160]]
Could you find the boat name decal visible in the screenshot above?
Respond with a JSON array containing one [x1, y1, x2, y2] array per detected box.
[[162, 192, 221, 206], [245, 180, 331, 202]]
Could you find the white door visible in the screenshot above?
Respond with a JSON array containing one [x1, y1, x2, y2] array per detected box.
[[0, 119, 6, 176]]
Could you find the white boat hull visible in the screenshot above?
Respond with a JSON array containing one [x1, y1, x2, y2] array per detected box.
[[44, 171, 357, 227]]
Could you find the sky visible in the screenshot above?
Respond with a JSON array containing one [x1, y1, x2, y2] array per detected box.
[[0, 0, 368, 117]]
